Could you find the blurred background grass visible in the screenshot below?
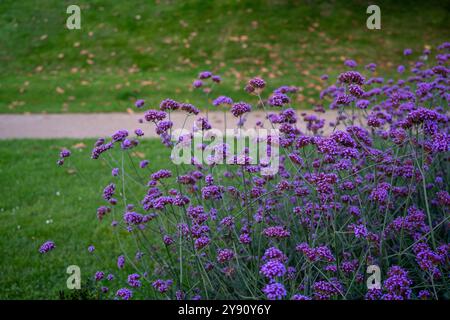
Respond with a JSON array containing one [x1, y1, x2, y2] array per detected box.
[[0, 0, 449, 113], [0, 139, 172, 298]]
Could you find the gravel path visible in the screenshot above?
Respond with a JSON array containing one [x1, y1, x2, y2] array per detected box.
[[0, 111, 340, 139]]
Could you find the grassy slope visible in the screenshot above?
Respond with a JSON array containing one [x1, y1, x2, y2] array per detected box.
[[0, 139, 171, 299], [0, 0, 449, 113]]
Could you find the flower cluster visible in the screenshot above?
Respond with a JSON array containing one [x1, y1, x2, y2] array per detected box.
[[55, 41, 450, 300]]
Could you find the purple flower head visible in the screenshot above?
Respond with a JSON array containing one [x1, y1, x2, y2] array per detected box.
[[120, 138, 137, 150], [350, 223, 368, 239], [219, 215, 235, 228], [213, 96, 233, 107], [260, 260, 286, 279], [201, 185, 223, 200], [151, 169, 172, 181], [159, 99, 180, 111], [111, 129, 128, 142], [418, 290, 431, 300], [195, 236, 211, 250], [156, 120, 173, 135], [60, 149, 71, 158], [248, 77, 266, 90], [382, 266, 412, 300], [338, 71, 365, 85], [123, 211, 143, 225], [231, 102, 251, 117], [262, 282, 286, 300], [95, 271, 105, 281], [193, 80, 203, 88], [144, 109, 167, 122], [365, 63, 377, 72], [180, 103, 200, 115], [263, 226, 290, 239], [91, 141, 113, 159], [116, 288, 132, 300], [117, 255, 125, 269], [239, 233, 252, 244], [262, 247, 288, 262], [349, 84, 364, 97], [211, 75, 221, 83], [404, 48, 413, 56], [365, 288, 382, 300], [198, 71, 212, 79], [127, 273, 142, 287], [152, 279, 173, 293], [102, 183, 115, 201], [88, 245, 95, 253], [335, 94, 353, 105], [97, 206, 110, 220], [135, 99, 145, 108], [163, 235, 174, 246], [313, 278, 343, 300], [344, 59, 357, 68], [356, 99, 370, 109], [268, 93, 290, 107], [39, 241, 55, 254], [139, 160, 149, 168], [217, 248, 234, 263]]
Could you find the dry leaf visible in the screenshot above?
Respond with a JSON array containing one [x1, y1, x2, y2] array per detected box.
[[72, 142, 86, 149], [66, 168, 77, 175], [131, 151, 145, 159]]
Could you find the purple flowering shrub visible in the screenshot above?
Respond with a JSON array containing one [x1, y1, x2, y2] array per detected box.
[[55, 42, 449, 300]]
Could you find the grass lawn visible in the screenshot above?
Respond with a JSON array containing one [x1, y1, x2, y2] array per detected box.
[[0, 0, 449, 113], [0, 138, 171, 299]]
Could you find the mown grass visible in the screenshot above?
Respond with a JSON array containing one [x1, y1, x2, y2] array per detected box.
[[0, 138, 171, 299], [0, 0, 449, 113]]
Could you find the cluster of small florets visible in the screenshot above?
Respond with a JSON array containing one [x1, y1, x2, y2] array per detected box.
[[159, 99, 180, 111], [56, 148, 71, 166], [338, 71, 365, 85], [217, 248, 235, 263], [268, 93, 290, 107], [152, 279, 173, 293], [212, 95, 233, 107], [296, 243, 335, 262], [127, 274, 142, 287], [192, 70, 221, 89], [230, 102, 252, 117], [54, 42, 450, 300], [39, 241, 55, 254]]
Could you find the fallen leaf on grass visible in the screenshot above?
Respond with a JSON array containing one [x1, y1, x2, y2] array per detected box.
[[131, 151, 145, 159], [72, 142, 86, 149], [66, 168, 77, 175]]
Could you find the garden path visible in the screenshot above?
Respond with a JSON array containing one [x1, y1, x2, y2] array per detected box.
[[0, 110, 340, 139]]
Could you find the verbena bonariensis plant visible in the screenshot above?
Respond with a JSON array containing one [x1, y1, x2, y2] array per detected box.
[[52, 42, 450, 300]]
